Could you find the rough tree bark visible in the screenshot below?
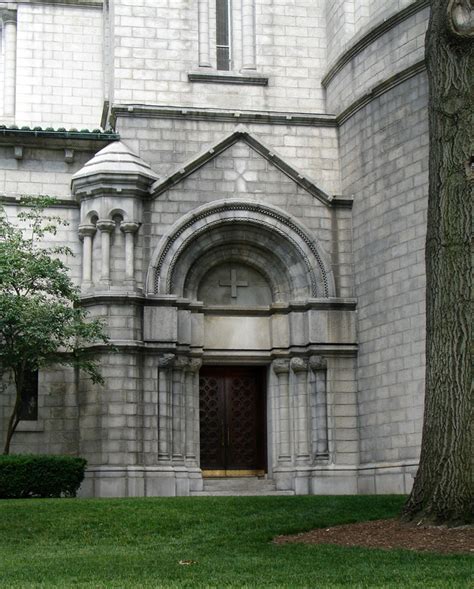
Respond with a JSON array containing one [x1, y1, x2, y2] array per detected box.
[[403, 0, 473, 525]]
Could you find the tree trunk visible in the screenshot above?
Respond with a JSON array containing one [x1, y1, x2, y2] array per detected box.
[[403, 0, 473, 525], [2, 369, 24, 455]]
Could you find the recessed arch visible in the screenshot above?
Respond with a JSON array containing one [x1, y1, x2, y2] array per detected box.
[[146, 199, 335, 299]]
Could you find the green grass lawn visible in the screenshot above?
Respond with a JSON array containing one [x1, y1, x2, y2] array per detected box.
[[0, 495, 471, 588]]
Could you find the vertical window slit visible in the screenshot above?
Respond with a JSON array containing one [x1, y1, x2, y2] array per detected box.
[[216, 0, 231, 70]]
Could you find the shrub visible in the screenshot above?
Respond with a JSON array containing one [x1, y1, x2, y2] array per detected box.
[[0, 455, 87, 499]]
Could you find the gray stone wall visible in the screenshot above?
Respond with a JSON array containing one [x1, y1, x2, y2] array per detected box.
[[15, 3, 104, 128], [339, 73, 428, 478], [117, 117, 341, 194]]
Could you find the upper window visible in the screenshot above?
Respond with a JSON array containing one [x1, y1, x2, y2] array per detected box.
[[216, 0, 231, 70]]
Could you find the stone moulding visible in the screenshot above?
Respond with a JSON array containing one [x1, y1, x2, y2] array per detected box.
[[322, 0, 430, 88], [336, 60, 426, 125], [146, 199, 335, 299], [150, 126, 341, 208], [187, 72, 268, 86], [110, 104, 338, 128]]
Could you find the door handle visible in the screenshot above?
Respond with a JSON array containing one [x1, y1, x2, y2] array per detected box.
[[221, 422, 225, 447], [227, 426, 230, 446]]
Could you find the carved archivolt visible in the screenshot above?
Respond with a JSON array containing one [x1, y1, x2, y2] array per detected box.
[[147, 200, 334, 299]]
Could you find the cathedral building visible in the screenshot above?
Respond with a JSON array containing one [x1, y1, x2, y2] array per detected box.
[[0, 0, 429, 496]]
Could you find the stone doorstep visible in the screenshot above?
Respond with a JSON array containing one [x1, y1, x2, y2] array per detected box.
[[191, 476, 295, 496], [190, 490, 295, 496]]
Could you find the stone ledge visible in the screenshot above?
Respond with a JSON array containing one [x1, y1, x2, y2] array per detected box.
[[336, 60, 426, 124], [0, 126, 119, 151], [322, 0, 429, 88], [111, 104, 337, 128], [13, 0, 102, 6], [0, 194, 79, 208], [188, 71, 268, 86]]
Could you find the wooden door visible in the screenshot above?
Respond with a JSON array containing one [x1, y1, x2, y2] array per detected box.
[[199, 366, 266, 475]]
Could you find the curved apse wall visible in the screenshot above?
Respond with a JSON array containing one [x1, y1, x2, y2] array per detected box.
[[324, 0, 430, 493]]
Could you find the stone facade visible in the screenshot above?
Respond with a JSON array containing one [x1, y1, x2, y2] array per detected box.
[[0, 0, 429, 496]]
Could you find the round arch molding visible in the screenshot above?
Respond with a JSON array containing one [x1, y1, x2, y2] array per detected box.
[[146, 200, 335, 299]]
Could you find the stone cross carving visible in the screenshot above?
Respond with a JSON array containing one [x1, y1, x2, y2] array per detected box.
[[219, 268, 248, 298]]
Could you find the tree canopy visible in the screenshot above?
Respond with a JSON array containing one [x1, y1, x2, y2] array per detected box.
[[0, 197, 109, 454]]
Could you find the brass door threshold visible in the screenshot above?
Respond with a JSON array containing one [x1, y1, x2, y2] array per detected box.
[[202, 469, 265, 478]]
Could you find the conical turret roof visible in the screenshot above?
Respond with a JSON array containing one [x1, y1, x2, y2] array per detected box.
[[72, 140, 159, 182]]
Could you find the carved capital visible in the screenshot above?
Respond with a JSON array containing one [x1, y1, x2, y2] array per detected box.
[[158, 354, 175, 369], [448, 0, 474, 37], [173, 356, 189, 371], [78, 223, 97, 240], [273, 359, 290, 375], [290, 357, 308, 373], [120, 221, 140, 234], [186, 358, 203, 373], [0, 9, 17, 25], [309, 355, 327, 371], [96, 219, 115, 233]]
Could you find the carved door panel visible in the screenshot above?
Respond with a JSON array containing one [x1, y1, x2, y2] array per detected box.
[[199, 367, 265, 474]]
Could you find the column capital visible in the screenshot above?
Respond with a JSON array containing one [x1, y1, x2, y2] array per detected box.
[[0, 9, 17, 25], [290, 357, 308, 373], [120, 221, 140, 234], [78, 223, 97, 240], [158, 354, 175, 369], [273, 359, 290, 375], [173, 356, 189, 371], [309, 355, 327, 371], [96, 219, 115, 233], [186, 358, 203, 373]]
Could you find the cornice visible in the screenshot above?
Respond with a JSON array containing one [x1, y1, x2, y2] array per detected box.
[[110, 104, 338, 128], [5, 0, 102, 7], [336, 60, 426, 125], [0, 126, 119, 151], [0, 194, 79, 208], [322, 0, 430, 88]]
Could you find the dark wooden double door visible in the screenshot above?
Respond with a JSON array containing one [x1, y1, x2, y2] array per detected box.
[[199, 367, 266, 474]]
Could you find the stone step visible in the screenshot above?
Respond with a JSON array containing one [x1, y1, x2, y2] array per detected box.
[[191, 490, 295, 496], [191, 476, 295, 496]]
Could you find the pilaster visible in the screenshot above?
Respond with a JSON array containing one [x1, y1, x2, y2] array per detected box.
[[290, 357, 310, 463], [272, 359, 291, 463]]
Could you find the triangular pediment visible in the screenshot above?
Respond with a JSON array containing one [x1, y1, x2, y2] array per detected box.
[[149, 126, 336, 207]]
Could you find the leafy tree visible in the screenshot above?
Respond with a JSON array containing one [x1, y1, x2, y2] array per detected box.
[[403, 0, 473, 524], [0, 197, 109, 454]]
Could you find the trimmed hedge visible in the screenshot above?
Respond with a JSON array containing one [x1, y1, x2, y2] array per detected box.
[[0, 455, 87, 499]]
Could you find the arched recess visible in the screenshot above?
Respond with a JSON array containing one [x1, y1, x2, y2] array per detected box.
[[146, 200, 335, 299]]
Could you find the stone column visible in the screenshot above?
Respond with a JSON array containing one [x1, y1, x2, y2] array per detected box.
[[172, 356, 189, 463], [309, 355, 328, 457], [2, 10, 17, 118], [241, 0, 256, 70], [291, 357, 310, 462], [120, 221, 139, 282], [185, 359, 202, 464], [96, 219, 115, 284], [272, 359, 291, 463], [198, 0, 211, 67], [78, 224, 97, 285], [157, 354, 175, 462]]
